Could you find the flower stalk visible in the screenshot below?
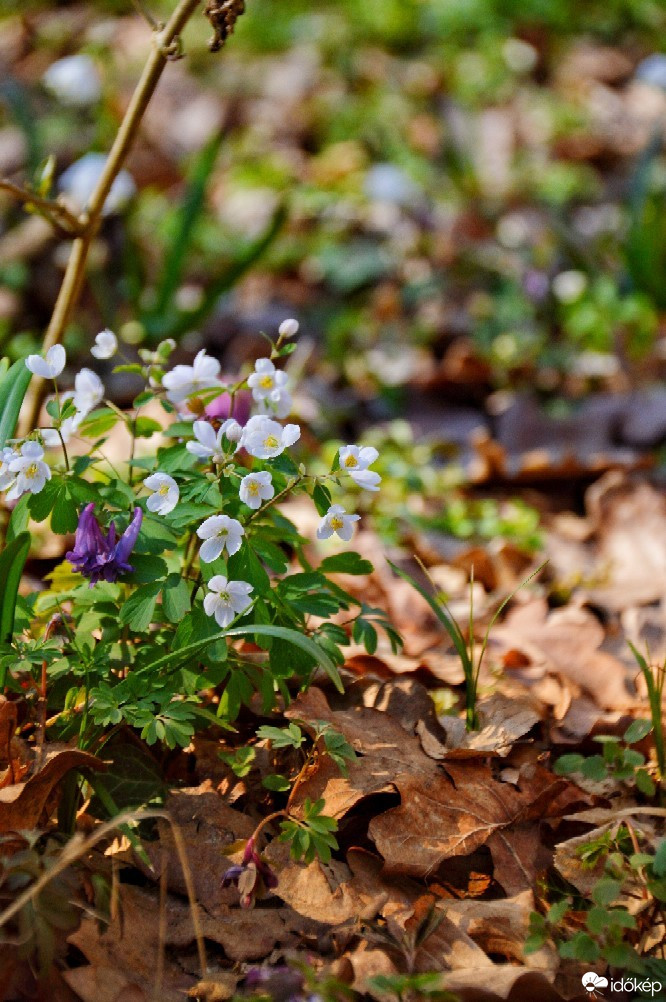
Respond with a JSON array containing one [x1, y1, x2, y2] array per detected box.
[[20, 0, 238, 435]]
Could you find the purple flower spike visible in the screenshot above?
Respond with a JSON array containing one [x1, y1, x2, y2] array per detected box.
[[222, 836, 278, 908], [67, 504, 143, 585]]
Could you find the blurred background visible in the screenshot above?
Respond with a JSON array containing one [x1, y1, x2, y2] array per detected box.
[[2, 0, 666, 559]]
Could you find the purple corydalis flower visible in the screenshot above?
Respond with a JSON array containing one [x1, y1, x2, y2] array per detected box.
[[66, 503, 142, 585], [222, 836, 278, 908]]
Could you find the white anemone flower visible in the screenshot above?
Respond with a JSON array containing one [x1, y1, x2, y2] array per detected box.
[[72, 368, 104, 414], [248, 358, 288, 400], [25, 344, 66, 379], [204, 575, 253, 628], [239, 471, 274, 510], [0, 446, 18, 491], [247, 359, 292, 418], [278, 318, 299, 338], [144, 472, 179, 515], [6, 441, 51, 501], [43, 54, 102, 107], [186, 419, 239, 463], [42, 368, 102, 449], [91, 329, 118, 360], [197, 514, 244, 563], [240, 415, 300, 459], [316, 504, 361, 542], [162, 349, 221, 409], [338, 444, 381, 491]]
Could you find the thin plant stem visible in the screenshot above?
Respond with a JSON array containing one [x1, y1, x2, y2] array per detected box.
[[21, 0, 204, 435]]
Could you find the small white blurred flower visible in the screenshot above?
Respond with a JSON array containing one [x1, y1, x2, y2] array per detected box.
[[247, 359, 291, 417], [42, 369, 103, 449], [43, 54, 102, 107], [144, 472, 179, 515], [241, 415, 300, 459], [338, 444, 381, 491], [502, 38, 538, 74], [162, 349, 221, 409], [0, 446, 18, 491], [91, 329, 118, 360], [26, 344, 66, 379], [72, 368, 104, 413], [239, 471, 274, 510], [58, 153, 135, 216], [197, 514, 244, 563], [6, 441, 50, 500], [279, 318, 299, 338], [204, 575, 253, 628], [552, 270, 587, 304], [317, 504, 360, 542], [186, 420, 236, 463]]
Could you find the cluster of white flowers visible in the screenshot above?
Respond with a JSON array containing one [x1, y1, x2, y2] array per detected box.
[[0, 441, 51, 502], [144, 320, 383, 626], [4, 319, 382, 632], [1, 338, 111, 501]]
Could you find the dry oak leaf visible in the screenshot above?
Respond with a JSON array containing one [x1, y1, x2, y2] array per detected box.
[[66, 882, 301, 1001], [492, 598, 632, 710], [286, 688, 575, 893], [444, 890, 558, 973], [0, 746, 103, 833], [145, 785, 254, 910]]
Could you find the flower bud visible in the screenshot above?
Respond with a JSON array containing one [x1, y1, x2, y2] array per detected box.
[[278, 318, 299, 338]]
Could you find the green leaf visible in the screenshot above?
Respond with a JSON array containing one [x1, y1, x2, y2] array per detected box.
[[591, 877, 622, 907], [554, 754, 585, 775], [0, 531, 30, 644], [127, 554, 169, 584], [319, 551, 373, 576], [263, 773, 291, 792], [77, 408, 121, 439], [388, 559, 472, 677], [162, 573, 191, 623], [0, 358, 32, 449], [133, 416, 162, 438], [145, 624, 343, 693], [580, 755, 607, 781], [256, 723, 304, 749], [312, 482, 332, 517], [635, 769, 656, 797], [89, 732, 167, 815], [119, 582, 162, 632], [623, 718, 653, 745]]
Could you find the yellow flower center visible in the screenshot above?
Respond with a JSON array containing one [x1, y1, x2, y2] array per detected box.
[[344, 454, 358, 468], [264, 435, 279, 450], [26, 463, 39, 478], [247, 480, 259, 494], [330, 516, 344, 530], [259, 375, 274, 389], [218, 527, 228, 537], [219, 591, 230, 602], [158, 484, 170, 496]]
